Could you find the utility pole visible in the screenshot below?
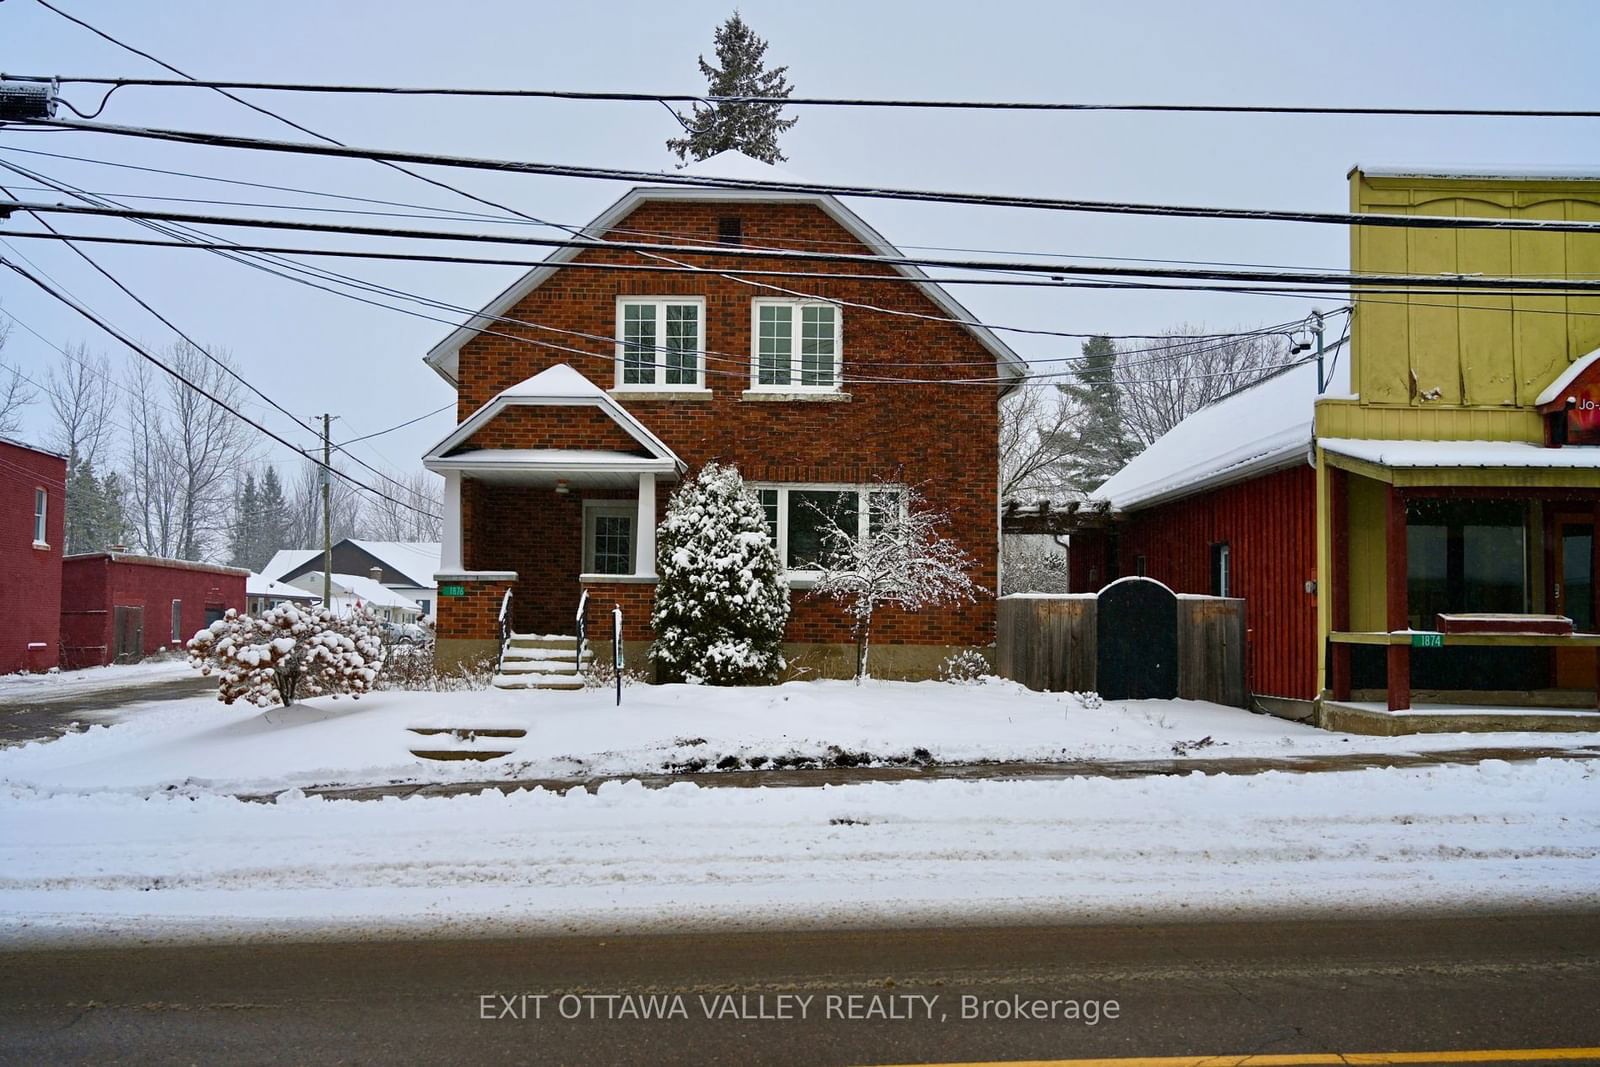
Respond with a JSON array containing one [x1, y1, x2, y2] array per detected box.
[[319, 414, 333, 607], [1311, 309, 1327, 394]]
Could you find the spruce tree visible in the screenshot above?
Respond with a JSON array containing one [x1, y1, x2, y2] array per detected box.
[[257, 466, 289, 569], [230, 471, 260, 570], [97, 470, 128, 551], [650, 462, 790, 684], [1056, 336, 1137, 493], [64, 454, 103, 554], [666, 12, 798, 165]]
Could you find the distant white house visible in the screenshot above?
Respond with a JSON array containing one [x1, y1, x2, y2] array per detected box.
[[245, 572, 320, 616], [262, 540, 440, 619], [285, 572, 424, 624]]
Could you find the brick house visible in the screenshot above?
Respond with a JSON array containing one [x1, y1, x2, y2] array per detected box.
[[0, 435, 66, 675], [423, 152, 1025, 678]]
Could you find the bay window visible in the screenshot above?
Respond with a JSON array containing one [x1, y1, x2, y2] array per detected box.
[[753, 484, 903, 574], [615, 297, 704, 389], [753, 300, 840, 390]]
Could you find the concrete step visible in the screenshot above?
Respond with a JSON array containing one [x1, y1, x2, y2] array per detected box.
[[492, 673, 586, 691], [506, 633, 581, 651], [502, 646, 591, 663], [497, 660, 581, 675]]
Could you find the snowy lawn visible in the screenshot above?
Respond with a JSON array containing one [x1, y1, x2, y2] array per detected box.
[[1, 758, 1596, 942], [3, 678, 1599, 797]]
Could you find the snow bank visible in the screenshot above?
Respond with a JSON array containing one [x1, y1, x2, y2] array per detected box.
[[1, 759, 1594, 943]]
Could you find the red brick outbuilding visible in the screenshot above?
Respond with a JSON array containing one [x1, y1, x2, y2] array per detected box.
[[60, 553, 247, 668]]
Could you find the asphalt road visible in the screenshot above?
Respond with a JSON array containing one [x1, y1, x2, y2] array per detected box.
[[2, 912, 1598, 1065], [0, 673, 214, 747]]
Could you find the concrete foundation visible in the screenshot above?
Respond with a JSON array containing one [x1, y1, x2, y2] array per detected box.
[[433, 638, 500, 674], [1318, 699, 1600, 736]]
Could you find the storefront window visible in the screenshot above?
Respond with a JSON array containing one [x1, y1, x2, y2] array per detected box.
[[1406, 499, 1527, 628]]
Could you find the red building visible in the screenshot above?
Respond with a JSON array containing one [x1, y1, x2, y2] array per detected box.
[[0, 436, 67, 675], [60, 552, 247, 668]]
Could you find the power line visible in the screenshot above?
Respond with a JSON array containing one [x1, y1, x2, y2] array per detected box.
[[19, 73, 1600, 120], [0, 255, 441, 519], [336, 403, 455, 446], [23, 116, 1600, 235]]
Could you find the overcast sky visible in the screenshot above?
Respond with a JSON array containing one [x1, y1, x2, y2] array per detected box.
[[2, 0, 1595, 480]]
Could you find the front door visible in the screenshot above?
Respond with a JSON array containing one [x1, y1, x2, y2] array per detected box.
[[583, 503, 635, 576], [113, 605, 144, 663], [1551, 515, 1596, 689]]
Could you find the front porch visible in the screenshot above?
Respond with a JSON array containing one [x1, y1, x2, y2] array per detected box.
[[1321, 439, 1600, 722]]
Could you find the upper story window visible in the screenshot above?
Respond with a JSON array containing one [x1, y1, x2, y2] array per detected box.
[[615, 297, 704, 390], [752, 299, 840, 391], [32, 488, 47, 546]]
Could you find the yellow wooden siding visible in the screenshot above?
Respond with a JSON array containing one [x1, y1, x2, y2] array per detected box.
[[1348, 171, 1600, 422], [1345, 473, 1389, 632]]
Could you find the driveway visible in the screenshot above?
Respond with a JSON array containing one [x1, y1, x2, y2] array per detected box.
[[0, 673, 215, 748]]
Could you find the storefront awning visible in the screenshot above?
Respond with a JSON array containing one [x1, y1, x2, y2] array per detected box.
[[1321, 438, 1600, 489]]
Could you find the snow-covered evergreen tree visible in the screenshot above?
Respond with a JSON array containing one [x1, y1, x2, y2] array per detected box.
[[187, 604, 385, 707], [650, 462, 789, 684], [666, 12, 798, 165]]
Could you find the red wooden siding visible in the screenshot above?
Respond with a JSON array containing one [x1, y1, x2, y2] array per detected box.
[[1112, 465, 1319, 701]]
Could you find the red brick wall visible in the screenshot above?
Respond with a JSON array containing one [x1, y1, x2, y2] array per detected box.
[[457, 199, 1002, 649], [1109, 466, 1319, 700], [580, 580, 657, 643], [0, 440, 66, 673], [60, 555, 246, 667], [461, 406, 645, 454], [435, 575, 515, 642]]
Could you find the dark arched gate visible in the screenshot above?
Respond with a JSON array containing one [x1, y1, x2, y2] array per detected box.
[[1095, 577, 1178, 700]]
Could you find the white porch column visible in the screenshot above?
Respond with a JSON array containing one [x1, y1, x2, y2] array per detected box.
[[635, 472, 657, 577], [439, 470, 464, 572]]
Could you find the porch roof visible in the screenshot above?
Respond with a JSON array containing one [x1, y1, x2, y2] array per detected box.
[[427, 448, 678, 488], [1322, 438, 1600, 488]]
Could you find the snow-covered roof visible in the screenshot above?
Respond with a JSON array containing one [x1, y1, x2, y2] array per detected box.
[[422, 151, 1028, 387], [262, 549, 319, 583], [246, 572, 319, 600], [424, 363, 683, 470], [0, 433, 67, 460], [1092, 351, 1347, 512], [345, 541, 440, 589], [1321, 439, 1600, 470], [291, 572, 423, 613], [1357, 164, 1600, 182], [1535, 348, 1600, 407]]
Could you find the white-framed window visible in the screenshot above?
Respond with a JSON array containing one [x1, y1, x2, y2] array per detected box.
[[32, 488, 47, 545], [614, 296, 705, 389], [170, 599, 183, 643], [583, 501, 636, 575], [751, 484, 903, 574], [751, 299, 841, 391]]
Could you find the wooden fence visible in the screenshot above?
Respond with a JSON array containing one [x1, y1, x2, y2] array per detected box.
[[996, 584, 1247, 707]]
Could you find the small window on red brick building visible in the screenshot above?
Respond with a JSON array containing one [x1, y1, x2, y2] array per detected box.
[[717, 216, 742, 245], [32, 488, 47, 545]]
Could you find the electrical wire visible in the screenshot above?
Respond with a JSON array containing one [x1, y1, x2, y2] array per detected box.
[[22, 116, 1600, 235]]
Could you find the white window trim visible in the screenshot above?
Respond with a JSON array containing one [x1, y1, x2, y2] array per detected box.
[[749, 298, 843, 393], [32, 488, 48, 548], [170, 599, 183, 643], [582, 500, 637, 575], [749, 482, 903, 582], [613, 296, 707, 391]]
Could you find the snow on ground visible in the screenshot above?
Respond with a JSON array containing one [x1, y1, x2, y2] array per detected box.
[[3, 679, 1598, 797], [1, 758, 1595, 943], [0, 657, 192, 700]]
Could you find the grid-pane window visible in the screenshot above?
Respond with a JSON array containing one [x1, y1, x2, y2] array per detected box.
[[758, 489, 779, 546], [618, 300, 701, 387], [800, 306, 837, 387], [758, 305, 792, 386], [592, 515, 633, 575], [33, 489, 46, 543], [754, 302, 841, 390]]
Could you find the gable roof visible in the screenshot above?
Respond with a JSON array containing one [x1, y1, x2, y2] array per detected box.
[[424, 363, 682, 469], [422, 151, 1028, 387], [1535, 346, 1600, 408], [1092, 345, 1349, 512], [262, 540, 441, 589]]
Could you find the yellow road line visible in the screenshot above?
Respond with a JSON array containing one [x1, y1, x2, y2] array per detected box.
[[869, 1048, 1600, 1067]]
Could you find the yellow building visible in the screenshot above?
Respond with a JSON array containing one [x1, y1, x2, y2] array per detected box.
[[1317, 166, 1600, 724]]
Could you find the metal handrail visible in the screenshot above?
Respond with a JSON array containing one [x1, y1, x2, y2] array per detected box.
[[496, 586, 513, 673], [575, 588, 590, 674]]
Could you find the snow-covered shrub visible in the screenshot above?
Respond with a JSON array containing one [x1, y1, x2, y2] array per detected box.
[[1001, 540, 1070, 595], [1072, 691, 1103, 710], [581, 657, 651, 691], [650, 462, 790, 684], [376, 642, 492, 692], [939, 648, 991, 685], [187, 605, 386, 707], [813, 485, 976, 682]]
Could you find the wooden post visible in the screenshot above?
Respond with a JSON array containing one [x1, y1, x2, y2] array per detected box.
[[1385, 484, 1410, 712], [1330, 468, 1352, 702]]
